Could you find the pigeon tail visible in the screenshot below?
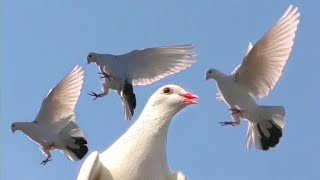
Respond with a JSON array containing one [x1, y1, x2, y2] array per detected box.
[[246, 106, 285, 151], [59, 115, 89, 160], [65, 136, 89, 160], [119, 82, 136, 120]]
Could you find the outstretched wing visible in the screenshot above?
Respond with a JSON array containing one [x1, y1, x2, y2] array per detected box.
[[34, 66, 84, 131], [120, 44, 196, 86], [232, 5, 300, 98]]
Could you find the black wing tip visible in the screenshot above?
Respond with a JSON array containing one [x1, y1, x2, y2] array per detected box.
[[257, 120, 283, 151]]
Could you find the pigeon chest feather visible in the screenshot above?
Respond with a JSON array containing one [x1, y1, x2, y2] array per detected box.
[[24, 123, 61, 146], [216, 79, 257, 110]]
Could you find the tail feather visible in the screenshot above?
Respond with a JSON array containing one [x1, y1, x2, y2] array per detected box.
[[59, 115, 88, 161], [259, 106, 285, 128], [60, 115, 85, 137], [119, 82, 136, 120], [122, 98, 134, 120], [246, 123, 253, 149], [247, 106, 285, 151], [64, 136, 89, 161], [257, 120, 282, 150]]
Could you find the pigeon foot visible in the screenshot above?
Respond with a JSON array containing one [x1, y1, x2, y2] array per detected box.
[[218, 121, 237, 126], [40, 157, 52, 165], [99, 72, 112, 81], [88, 91, 104, 100]]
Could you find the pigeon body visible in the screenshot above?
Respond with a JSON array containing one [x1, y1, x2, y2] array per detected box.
[[206, 5, 299, 150], [77, 84, 198, 180], [88, 44, 196, 120], [11, 66, 88, 164]]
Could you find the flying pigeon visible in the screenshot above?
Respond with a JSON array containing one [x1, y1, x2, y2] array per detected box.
[[205, 5, 300, 151], [77, 84, 198, 180], [11, 66, 88, 165], [87, 44, 196, 120]]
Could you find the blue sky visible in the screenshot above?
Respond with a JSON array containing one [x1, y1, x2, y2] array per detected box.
[[2, 0, 320, 179]]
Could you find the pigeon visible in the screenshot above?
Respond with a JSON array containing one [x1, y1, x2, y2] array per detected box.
[[87, 44, 196, 120], [11, 66, 88, 165], [205, 5, 300, 151], [77, 84, 198, 180]]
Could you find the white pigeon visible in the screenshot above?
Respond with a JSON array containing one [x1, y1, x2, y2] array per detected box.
[[77, 84, 198, 180], [205, 5, 300, 151], [11, 66, 88, 164], [87, 44, 196, 120]]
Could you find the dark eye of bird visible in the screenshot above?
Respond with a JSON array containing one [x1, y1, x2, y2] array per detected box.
[[88, 54, 92, 58], [208, 70, 212, 73], [11, 124, 14, 127], [163, 87, 172, 94]]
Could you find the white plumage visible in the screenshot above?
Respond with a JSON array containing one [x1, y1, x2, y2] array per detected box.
[[11, 66, 88, 164], [206, 5, 299, 151], [77, 84, 198, 180], [87, 44, 196, 120], [232, 5, 300, 98]]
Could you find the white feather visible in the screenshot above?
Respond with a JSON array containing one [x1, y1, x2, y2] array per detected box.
[[233, 5, 300, 98], [77, 85, 193, 180]]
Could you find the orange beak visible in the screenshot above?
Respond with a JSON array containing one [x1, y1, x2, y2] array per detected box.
[[180, 92, 198, 105]]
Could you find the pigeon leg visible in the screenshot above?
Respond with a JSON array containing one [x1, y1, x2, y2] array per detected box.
[[44, 143, 56, 151], [88, 91, 105, 100], [229, 108, 245, 117], [40, 147, 52, 165], [99, 72, 113, 81]]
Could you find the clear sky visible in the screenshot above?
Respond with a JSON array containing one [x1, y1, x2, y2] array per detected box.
[[2, 0, 320, 179]]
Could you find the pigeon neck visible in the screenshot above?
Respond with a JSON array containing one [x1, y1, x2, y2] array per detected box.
[[125, 105, 174, 175], [13, 122, 48, 146], [138, 103, 177, 131], [213, 72, 230, 83], [14, 122, 33, 132], [105, 102, 177, 176]]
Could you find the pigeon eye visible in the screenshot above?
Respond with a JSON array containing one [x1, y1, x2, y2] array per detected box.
[[208, 70, 212, 74], [163, 87, 172, 94], [11, 124, 14, 128], [88, 54, 92, 58]]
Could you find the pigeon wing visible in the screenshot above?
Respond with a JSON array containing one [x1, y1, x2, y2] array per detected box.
[[34, 66, 84, 131], [232, 5, 300, 99], [119, 44, 196, 86]]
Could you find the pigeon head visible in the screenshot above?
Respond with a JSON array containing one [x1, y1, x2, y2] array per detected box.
[[11, 123, 16, 133], [205, 68, 225, 80], [87, 53, 100, 64], [147, 85, 198, 113], [11, 122, 22, 133]]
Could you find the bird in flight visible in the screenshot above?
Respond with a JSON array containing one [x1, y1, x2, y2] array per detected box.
[[11, 66, 88, 164], [206, 5, 300, 150], [87, 44, 196, 120]]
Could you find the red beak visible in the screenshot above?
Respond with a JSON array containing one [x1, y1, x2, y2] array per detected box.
[[179, 92, 198, 105]]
